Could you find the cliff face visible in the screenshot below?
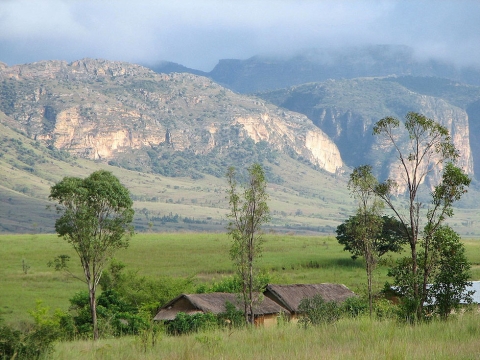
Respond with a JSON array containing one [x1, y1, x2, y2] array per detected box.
[[3, 58, 478, 186], [0, 59, 343, 174], [234, 113, 342, 173], [258, 78, 478, 186]]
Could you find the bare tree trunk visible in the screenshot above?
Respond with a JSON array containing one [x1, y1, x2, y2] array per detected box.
[[89, 284, 99, 340], [366, 261, 373, 318], [243, 276, 249, 325], [411, 242, 421, 321], [249, 261, 254, 325]]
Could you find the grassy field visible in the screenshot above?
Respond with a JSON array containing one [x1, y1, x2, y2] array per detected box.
[[2, 233, 480, 359], [2, 233, 480, 326], [51, 315, 480, 360]]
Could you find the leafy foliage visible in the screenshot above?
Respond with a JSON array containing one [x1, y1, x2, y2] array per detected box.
[[227, 164, 270, 325], [216, 302, 246, 329], [66, 290, 151, 338], [49, 170, 135, 339], [298, 295, 341, 328], [165, 312, 218, 336], [372, 112, 471, 321], [196, 273, 271, 294], [99, 260, 196, 315], [389, 227, 472, 321], [427, 226, 473, 319], [0, 303, 62, 360], [341, 296, 368, 318], [336, 215, 407, 260]]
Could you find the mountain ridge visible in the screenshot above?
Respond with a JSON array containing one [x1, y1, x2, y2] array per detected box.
[[0, 58, 343, 177], [1, 56, 480, 235], [149, 45, 480, 94]]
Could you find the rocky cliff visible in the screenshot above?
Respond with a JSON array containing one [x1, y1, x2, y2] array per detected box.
[[258, 78, 478, 185], [0, 59, 343, 176]]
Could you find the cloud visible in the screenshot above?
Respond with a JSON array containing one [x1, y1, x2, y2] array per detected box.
[[0, 0, 479, 70]]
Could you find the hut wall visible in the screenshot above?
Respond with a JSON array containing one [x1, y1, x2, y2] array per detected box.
[[253, 314, 282, 327]]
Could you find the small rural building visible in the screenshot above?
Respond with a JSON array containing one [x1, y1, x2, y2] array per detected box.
[[264, 283, 356, 321], [153, 292, 287, 326]]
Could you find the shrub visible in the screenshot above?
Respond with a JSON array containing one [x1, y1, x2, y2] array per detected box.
[[298, 295, 341, 328], [66, 290, 150, 338], [196, 276, 242, 293], [216, 301, 245, 328], [99, 261, 196, 316], [342, 296, 368, 318], [166, 312, 218, 335], [196, 273, 270, 294], [0, 319, 22, 359], [373, 298, 397, 319], [0, 314, 59, 360]]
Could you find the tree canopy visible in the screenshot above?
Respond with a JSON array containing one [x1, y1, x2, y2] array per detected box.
[[226, 163, 270, 325], [336, 215, 408, 261], [372, 112, 470, 321], [49, 170, 134, 339]]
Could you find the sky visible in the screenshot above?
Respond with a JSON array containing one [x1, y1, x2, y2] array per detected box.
[[0, 0, 479, 72]]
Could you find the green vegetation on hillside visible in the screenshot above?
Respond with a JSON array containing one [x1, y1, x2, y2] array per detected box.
[[384, 76, 480, 108], [111, 138, 281, 183]]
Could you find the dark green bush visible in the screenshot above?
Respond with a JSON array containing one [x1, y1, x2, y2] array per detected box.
[[216, 301, 245, 328], [99, 261, 196, 316], [374, 298, 397, 319], [0, 316, 59, 360], [342, 296, 368, 318], [166, 312, 218, 335], [298, 295, 341, 328], [66, 290, 150, 338], [0, 319, 22, 359]]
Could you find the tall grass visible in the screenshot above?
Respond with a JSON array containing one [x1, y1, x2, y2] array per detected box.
[[52, 313, 480, 359]]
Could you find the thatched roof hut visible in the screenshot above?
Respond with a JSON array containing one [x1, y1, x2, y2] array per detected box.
[[264, 283, 356, 314], [153, 292, 286, 321]]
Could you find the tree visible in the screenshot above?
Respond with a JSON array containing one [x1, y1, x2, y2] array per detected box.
[[344, 165, 384, 317], [372, 112, 470, 321], [427, 226, 473, 319], [226, 163, 270, 325], [336, 215, 407, 261], [49, 170, 134, 340]]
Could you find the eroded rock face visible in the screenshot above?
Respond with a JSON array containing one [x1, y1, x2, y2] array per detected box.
[[235, 112, 342, 173], [0, 59, 344, 173], [258, 78, 477, 188]]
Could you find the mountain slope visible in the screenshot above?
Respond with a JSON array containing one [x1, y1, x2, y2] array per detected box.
[[0, 59, 350, 234], [1, 59, 480, 236], [257, 77, 480, 185], [0, 119, 354, 234], [0, 59, 342, 179]]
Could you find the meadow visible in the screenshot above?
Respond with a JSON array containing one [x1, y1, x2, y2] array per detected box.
[[52, 315, 480, 360], [0, 233, 366, 324], [2, 233, 480, 359]]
